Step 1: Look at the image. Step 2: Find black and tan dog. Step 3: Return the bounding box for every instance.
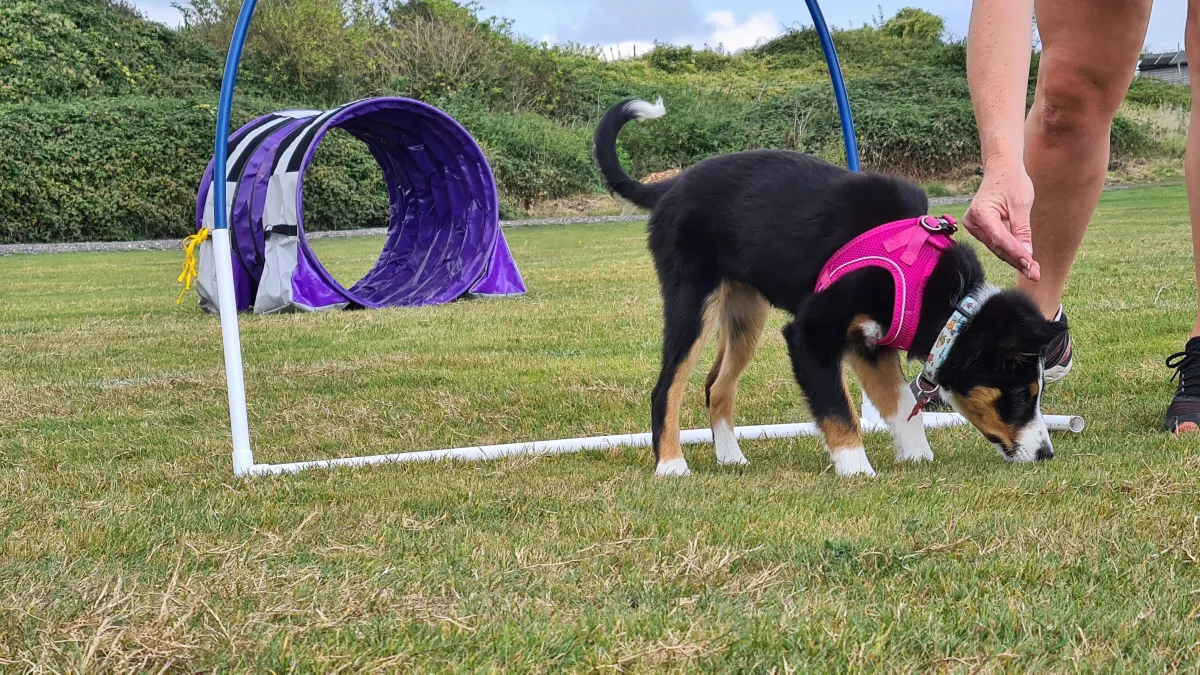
[594,98,1066,477]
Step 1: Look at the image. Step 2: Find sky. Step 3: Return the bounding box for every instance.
[132,0,1191,56]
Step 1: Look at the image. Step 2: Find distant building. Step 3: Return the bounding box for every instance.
[1138,51,1189,85]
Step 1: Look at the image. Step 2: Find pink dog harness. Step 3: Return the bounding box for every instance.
[814,214,958,351]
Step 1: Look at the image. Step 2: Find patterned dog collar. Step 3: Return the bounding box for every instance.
[908,285,999,419]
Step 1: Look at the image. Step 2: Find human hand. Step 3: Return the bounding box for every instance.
[963,159,1040,281]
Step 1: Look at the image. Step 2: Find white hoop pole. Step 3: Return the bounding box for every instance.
[244,414,1085,477]
[212,0,260,477]
[214,229,255,475]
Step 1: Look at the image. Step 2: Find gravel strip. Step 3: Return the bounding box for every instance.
[0,215,655,257]
[0,183,1175,257]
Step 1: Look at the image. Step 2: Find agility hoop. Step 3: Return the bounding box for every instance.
[209,1,1083,477]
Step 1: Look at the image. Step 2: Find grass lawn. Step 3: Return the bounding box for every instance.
[3,184,1200,670]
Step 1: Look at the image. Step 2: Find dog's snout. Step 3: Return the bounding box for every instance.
[1035,442,1053,462]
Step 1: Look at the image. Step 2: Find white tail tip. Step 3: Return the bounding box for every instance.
[627,97,666,121]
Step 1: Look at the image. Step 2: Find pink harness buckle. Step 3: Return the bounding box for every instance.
[815,215,957,351]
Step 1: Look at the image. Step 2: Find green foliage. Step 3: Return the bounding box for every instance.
[1110,114,1155,161]
[0,98,392,243]
[880,8,945,43]
[645,44,733,74]
[750,22,963,73]
[0,0,1187,243]
[1125,77,1192,109]
[302,129,390,231]
[0,97,222,243]
[448,99,598,208]
[180,0,378,104]
[617,90,754,174]
[0,0,221,103]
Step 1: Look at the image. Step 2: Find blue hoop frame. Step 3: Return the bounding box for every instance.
[210,0,860,233]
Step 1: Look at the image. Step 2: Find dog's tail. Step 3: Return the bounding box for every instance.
[593,98,671,210]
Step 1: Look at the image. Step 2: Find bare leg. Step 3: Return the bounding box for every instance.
[1018,0,1153,319]
[1187,1,1200,337]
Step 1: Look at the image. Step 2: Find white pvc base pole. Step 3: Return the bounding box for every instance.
[244,413,1085,477]
[212,228,255,476]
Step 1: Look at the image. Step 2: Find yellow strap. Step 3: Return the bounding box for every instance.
[176,228,210,304]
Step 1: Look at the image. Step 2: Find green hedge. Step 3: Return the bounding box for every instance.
[0,98,390,243]
[449,106,599,209]
[0,0,222,103]
[0,95,598,243]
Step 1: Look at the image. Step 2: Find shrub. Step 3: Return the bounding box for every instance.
[0,0,221,103]
[303,129,390,231]
[0,98,394,243]
[1110,114,1155,161]
[180,0,378,104]
[645,44,733,73]
[1125,77,1192,109]
[880,8,945,42]
[448,100,598,208]
[1,0,1186,243]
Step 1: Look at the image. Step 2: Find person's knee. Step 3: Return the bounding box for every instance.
[1034,58,1129,142]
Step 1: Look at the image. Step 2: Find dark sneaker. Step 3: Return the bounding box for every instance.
[1163,337,1200,433]
[1043,308,1074,384]
[908,307,1073,411]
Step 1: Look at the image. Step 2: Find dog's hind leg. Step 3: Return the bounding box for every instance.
[783,303,875,478]
[651,280,719,477]
[848,349,933,464]
[705,283,768,467]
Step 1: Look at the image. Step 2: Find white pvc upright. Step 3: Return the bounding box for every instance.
[861,395,885,427]
[212,228,255,476]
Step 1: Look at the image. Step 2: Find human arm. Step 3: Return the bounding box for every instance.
[965,0,1041,281]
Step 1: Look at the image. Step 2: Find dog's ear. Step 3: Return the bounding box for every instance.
[997,317,1066,363]
[967,291,1065,366]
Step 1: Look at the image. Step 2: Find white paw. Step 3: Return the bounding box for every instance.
[831,447,876,478]
[895,442,934,464]
[655,457,692,477]
[714,421,750,466]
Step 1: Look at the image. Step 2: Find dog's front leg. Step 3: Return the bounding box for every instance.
[783,318,875,477]
[848,350,934,464]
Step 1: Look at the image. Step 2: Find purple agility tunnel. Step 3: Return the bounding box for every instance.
[192,98,525,313]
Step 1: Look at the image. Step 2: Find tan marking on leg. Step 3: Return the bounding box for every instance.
[818,368,864,452]
[852,350,932,463]
[705,285,768,466]
[957,386,1017,447]
[707,285,769,429]
[819,417,862,452]
[657,288,723,465]
[704,333,726,408]
[847,351,904,420]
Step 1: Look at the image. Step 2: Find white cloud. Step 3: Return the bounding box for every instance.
[591,10,782,58]
[706,11,780,52]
